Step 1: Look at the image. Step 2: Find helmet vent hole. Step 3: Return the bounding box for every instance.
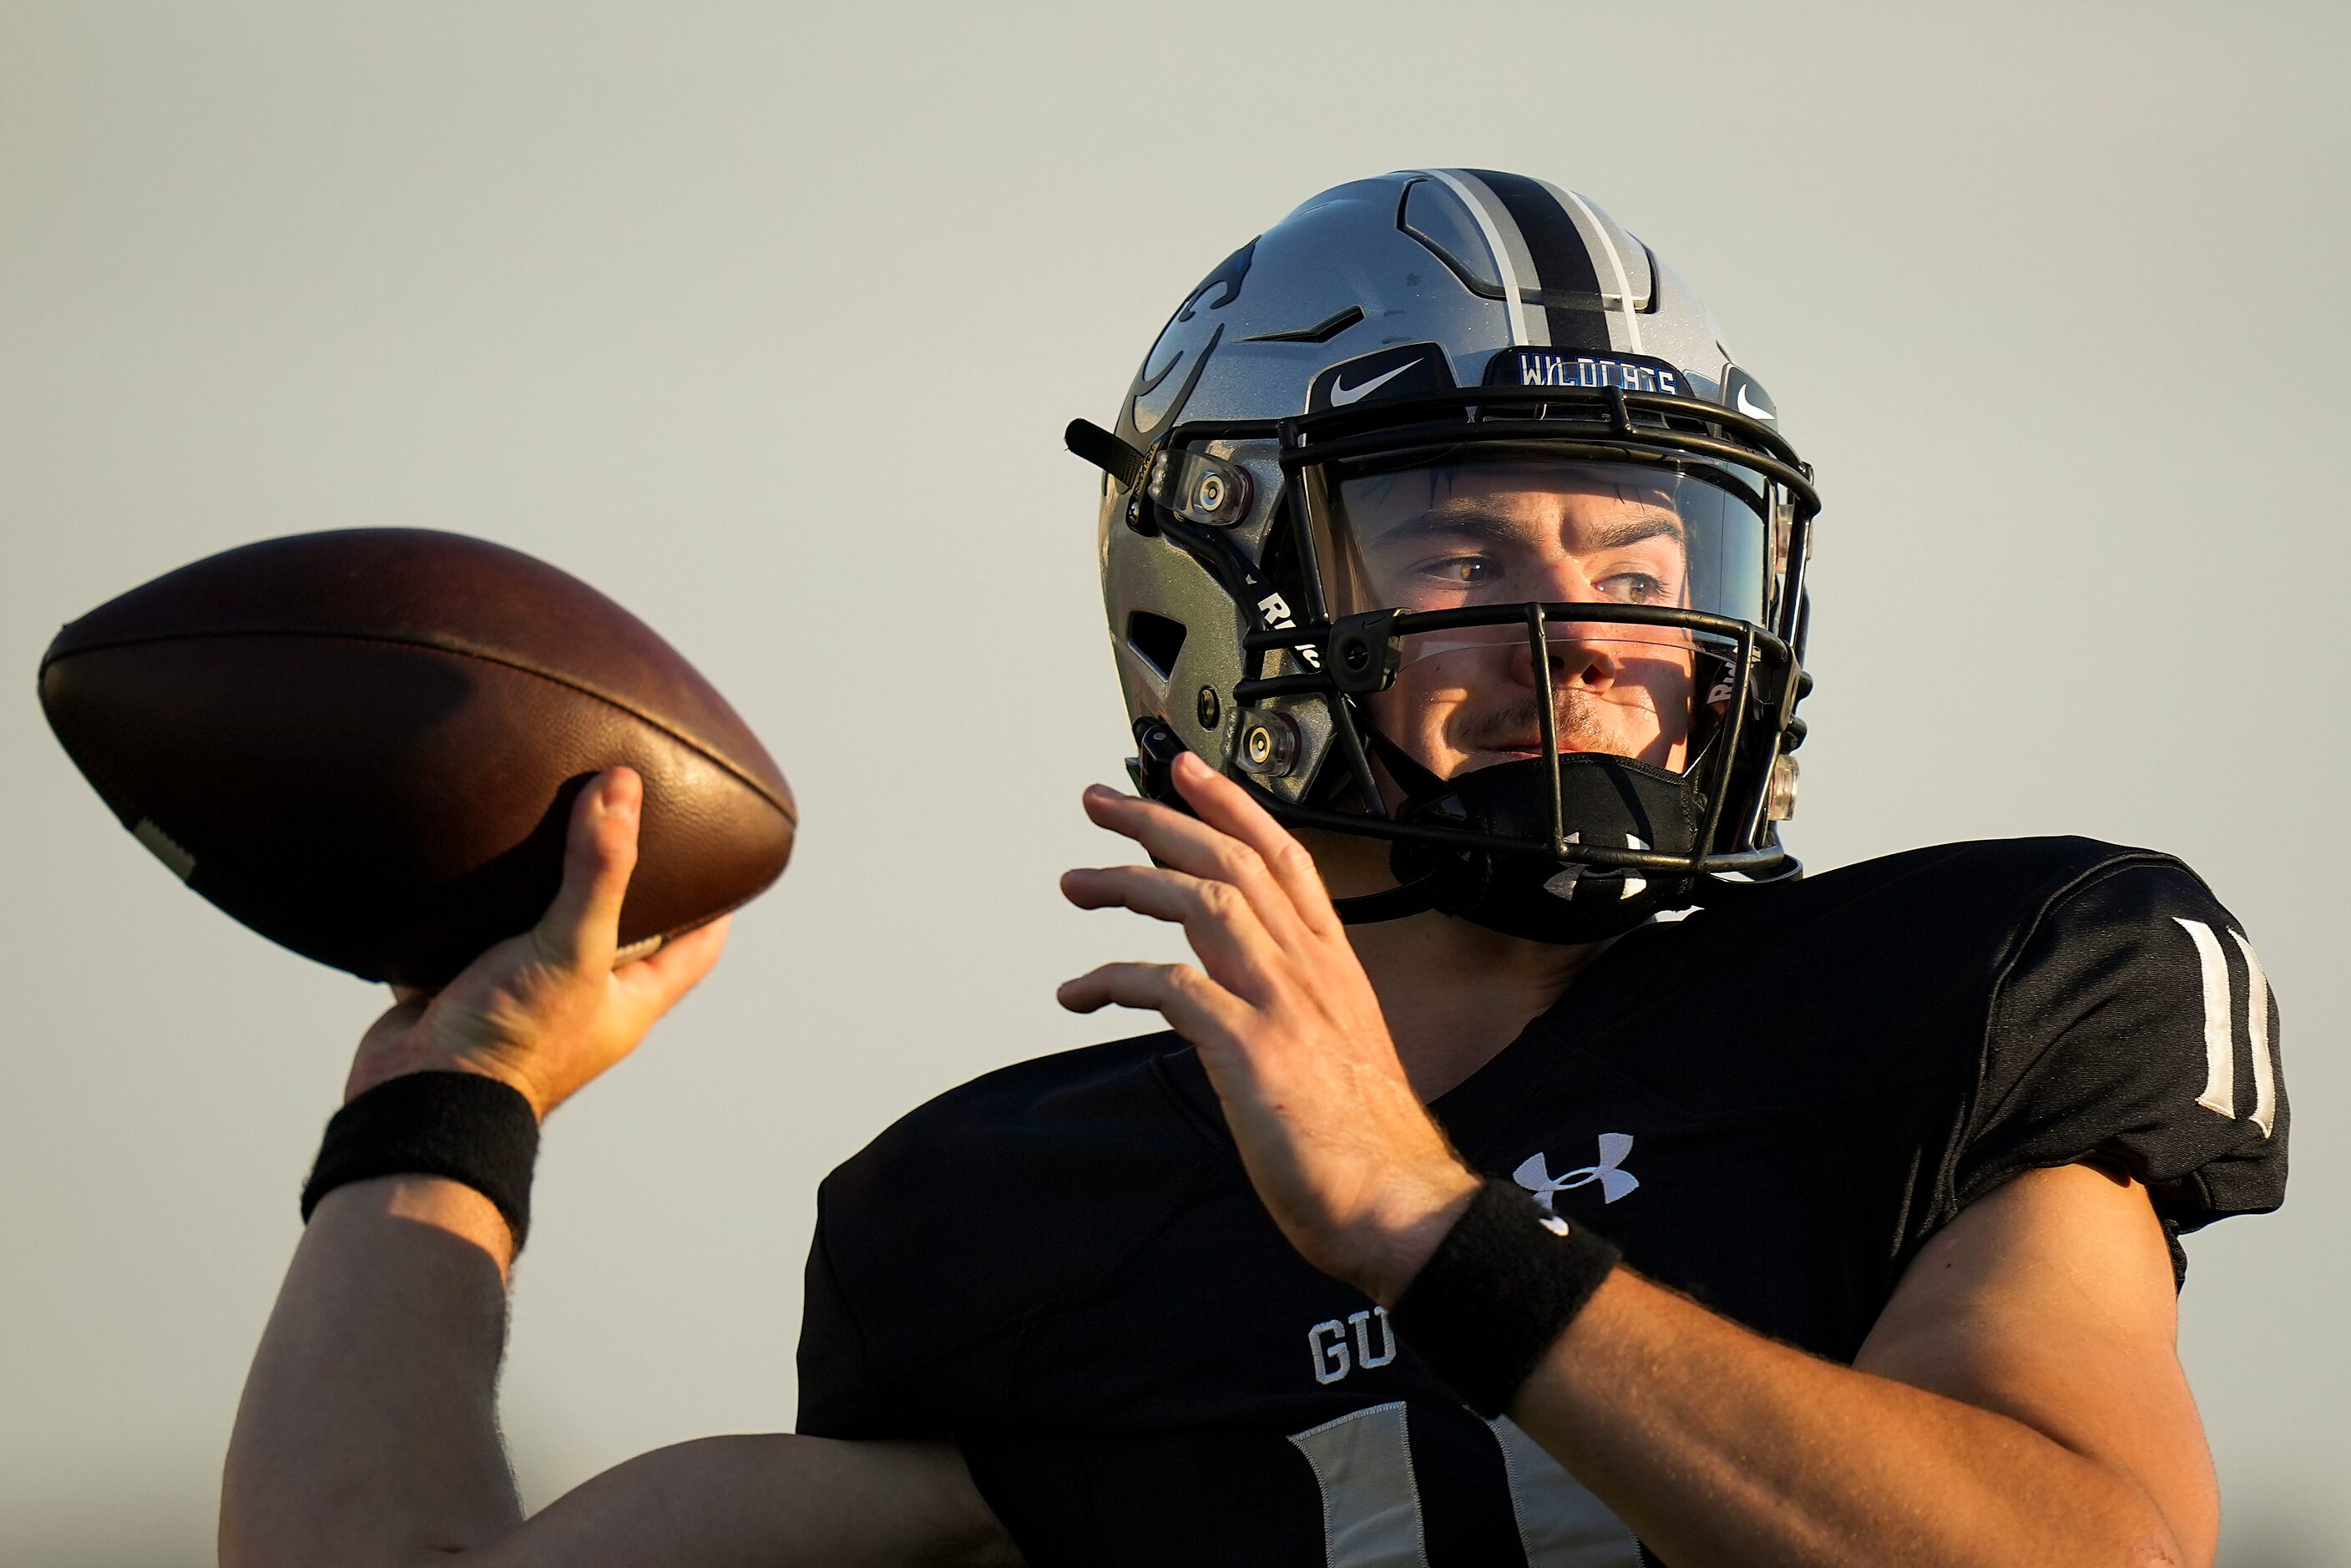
[1399,178,1505,299]
[1125,611,1188,680]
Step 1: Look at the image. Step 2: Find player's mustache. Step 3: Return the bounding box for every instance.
[1459,690,1617,753]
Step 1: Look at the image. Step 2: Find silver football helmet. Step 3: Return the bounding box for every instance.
[1069,170,1818,942]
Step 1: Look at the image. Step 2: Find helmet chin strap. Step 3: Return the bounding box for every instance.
[1328,875,1452,925]
[1327,726,1449,925]
[1324,722,1709,943]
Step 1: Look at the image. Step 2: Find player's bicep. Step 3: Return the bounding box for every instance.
[469,1434,1020,1568]
[1855,1162,2217,1566]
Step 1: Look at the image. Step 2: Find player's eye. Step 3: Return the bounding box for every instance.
[1596,572,1668,604]
[1423,555,1494,586]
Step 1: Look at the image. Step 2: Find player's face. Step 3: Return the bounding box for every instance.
[1327,462,1703,782]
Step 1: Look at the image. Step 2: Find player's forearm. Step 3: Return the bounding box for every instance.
[461,1434,1025,1568]
[220,1176,523,1568]
[1509,1270,2188,1568]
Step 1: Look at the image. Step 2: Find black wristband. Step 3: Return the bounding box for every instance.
[300,1071,542,1251]
[1390,1180,1622,1418]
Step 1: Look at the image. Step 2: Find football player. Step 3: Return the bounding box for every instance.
[223,172,2288,1568]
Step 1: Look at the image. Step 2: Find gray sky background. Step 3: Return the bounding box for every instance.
[3,3,2344,1563]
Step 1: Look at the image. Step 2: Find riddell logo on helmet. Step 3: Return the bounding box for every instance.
[1256,593,1322,670]
[1491,346,1683,397]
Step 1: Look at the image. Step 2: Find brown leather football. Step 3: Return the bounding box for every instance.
[38,529,795,987]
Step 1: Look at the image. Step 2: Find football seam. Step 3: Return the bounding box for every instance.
[42,627,797,826]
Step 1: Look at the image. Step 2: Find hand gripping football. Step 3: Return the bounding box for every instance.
[38,529,796,988]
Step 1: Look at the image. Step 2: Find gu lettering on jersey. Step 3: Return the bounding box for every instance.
[1307,1306,1398,1386]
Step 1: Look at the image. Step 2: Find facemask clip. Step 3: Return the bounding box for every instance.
[1327,609,1404,695]
[1145,448,1252,528]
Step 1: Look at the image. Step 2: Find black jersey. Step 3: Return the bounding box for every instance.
[796,839,2288,1568]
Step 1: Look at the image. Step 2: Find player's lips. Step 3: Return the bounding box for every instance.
[1476,739,1597,760]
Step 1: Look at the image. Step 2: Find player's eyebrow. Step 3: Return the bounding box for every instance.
[1579,510,1686,550]
[1364,502,1686,551]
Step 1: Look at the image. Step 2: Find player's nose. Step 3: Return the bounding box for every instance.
[1508,556,1623,690]
[1509,624,1620,693]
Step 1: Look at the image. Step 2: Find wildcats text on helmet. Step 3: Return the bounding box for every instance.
[1491,346,1684,397]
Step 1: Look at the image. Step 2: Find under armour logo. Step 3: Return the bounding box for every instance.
[1542,835,1650,903]
[1514,1135,1640,1232]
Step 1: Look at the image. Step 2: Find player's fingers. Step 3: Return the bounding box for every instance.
[1055,961,1249,1040]
[1060,865,1281,995]
[614,913,731,1019]
[535,768,642,973]
[1169,751,1342,938]
[1080,784,1312,946]
[1061,863,1266,933]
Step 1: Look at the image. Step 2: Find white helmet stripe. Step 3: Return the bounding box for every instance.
[1420,168,1534,347]
[1553,185,1645,355]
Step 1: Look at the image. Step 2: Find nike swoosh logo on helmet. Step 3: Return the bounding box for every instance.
[1735,384,1775,421]
[1330,360,1417,406]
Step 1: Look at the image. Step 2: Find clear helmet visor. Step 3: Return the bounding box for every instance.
[1317,457,1772,779]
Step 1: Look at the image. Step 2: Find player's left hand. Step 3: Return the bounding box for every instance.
[1059,750,1479,1304]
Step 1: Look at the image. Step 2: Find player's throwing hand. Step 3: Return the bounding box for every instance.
[344,767,731,1120]
[1059,750,1479,1304]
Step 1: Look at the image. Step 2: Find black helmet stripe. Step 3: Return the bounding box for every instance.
[1460,168,1611,352]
